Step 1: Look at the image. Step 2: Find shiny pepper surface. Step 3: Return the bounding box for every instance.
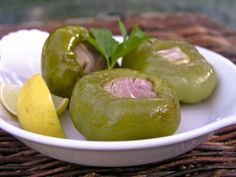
[41,25,105,98]
[69,69,180,141]
[122,39,217,103]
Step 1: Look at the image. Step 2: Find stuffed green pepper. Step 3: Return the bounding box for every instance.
[122,39,217,103]
[69,69,180,141]
[41,25,106,98]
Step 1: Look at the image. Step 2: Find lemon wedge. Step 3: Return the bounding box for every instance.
[0,83,19,116]
[51,94,69,116]
[0,82,68,117]
[16,74,64,138]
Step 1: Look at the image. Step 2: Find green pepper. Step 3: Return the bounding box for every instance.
[69,68,180,141]
[41,25,106,98]
[122,39,217,104]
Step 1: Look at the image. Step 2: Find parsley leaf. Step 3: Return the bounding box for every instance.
[110,26,149,68]
[118,19,127,41]
[88,28,119,68]
[87,20,150,69]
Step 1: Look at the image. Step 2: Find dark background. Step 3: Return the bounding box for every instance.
[0,0,235,29]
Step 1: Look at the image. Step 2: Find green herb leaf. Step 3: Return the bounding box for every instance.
[110,26,150,68]
[88,28,119,69]
[118,19,127,41]
[89,28,118,60]
[86,21,150,70]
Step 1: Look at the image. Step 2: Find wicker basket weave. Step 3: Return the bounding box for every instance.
[0,13,236,177]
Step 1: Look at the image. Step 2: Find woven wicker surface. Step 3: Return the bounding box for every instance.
[0,13,236,177]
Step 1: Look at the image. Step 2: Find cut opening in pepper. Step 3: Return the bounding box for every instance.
[103,77,157,99]
[156,47,190,65]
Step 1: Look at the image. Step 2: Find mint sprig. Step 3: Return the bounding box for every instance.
[87,20,150,69]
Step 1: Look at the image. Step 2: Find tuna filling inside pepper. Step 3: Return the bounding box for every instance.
[156,47,190,65]
[104,77,157,98]
[75,43,106,74]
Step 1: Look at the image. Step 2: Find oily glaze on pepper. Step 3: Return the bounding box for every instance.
[41,25,105,98]
[69,69,180,141]
[122,39,217,103]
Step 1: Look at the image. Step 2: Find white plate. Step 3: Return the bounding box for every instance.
[0,30,236,167]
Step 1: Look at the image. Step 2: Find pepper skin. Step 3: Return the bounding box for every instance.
[122,39,217,104]
[69,69,180,141]
[41,25,105,98]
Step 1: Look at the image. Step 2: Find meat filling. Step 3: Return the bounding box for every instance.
[156,47,190,64]
[104,77,157,98]
[75,43,105,74]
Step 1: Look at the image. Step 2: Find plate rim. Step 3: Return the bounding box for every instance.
[0,113,235,151]
[0,32,236,151]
